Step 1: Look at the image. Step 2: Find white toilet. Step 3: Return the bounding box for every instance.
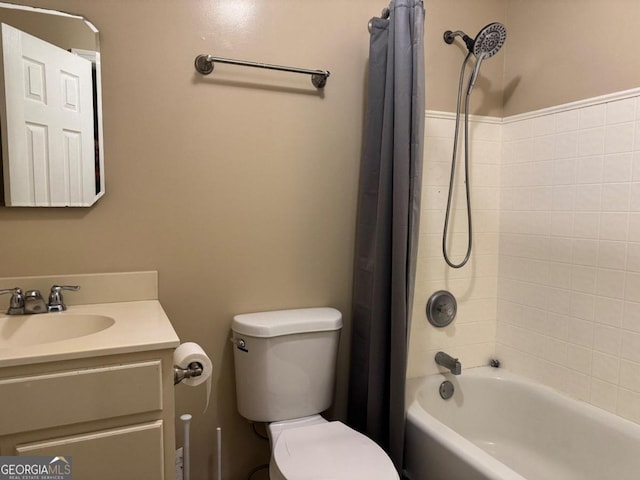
[231,307,399,480]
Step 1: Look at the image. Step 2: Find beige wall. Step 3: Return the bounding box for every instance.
[0,0,369,477]
[503,0,640,116]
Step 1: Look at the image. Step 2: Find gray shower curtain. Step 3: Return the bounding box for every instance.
[347,0,425,473]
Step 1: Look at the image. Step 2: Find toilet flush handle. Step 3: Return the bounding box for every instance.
[230,337,248,352]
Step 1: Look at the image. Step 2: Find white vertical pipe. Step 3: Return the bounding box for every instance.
[180,414,192,480]
[216,427,222,480]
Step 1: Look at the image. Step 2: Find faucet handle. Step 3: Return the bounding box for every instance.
[0,287,25,315]
[48,285,80,312]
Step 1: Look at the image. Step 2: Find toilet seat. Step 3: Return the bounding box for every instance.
[272,421,399,479]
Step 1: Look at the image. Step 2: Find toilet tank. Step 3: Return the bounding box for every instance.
[231,308,343,422]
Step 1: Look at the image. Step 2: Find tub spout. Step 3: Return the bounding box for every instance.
[435,351,461,375]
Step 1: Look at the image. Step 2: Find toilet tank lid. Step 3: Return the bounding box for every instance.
[232,307,342,338]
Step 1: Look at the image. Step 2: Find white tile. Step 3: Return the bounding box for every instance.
[531,186,553,211]
[593,324,622,356]
[567,343,592,373]
[576,155,603,184]
[607,98,637,125]
[633,152,640,181]
[577,127,605,156]
[601,183,630,212]
[625,272,640,303]
[630,183,640,211]
[594,296,624,327]
[605,122,635,154]
[532,135,555,161]
[618,387,640,423]
[546,287,572,316]
[580,104,606,129]
[555,109,580,133]
[572,239,598,266]
[548,263,573,289]
[628,213,640,241]
[564,370,591,401]
[503,119,532,141]
[622,302,640,333]
[469,121,502,141]
[423,161,450,186]
[552,158,576,185]
[530,160,553,186]
[549,237,573,262]
[573,212,599,239]
[574,184,601,211]
[571,265,597,293]
[621,331,640,363]
[473,140,502,165]
[627,242,640,272]
[554,131,578,159]
[619,360,640,393]
[570,293,595,322]
[600,212,629,241]
[425,116,456,138]
[592,351,620,383]
[552,185,576,211]
[597,241,627,270]
[426,137,456,163]
[596,269,626,299]
[603,153,633,183]
[551,212,573,236]
[590,378,618,413]
[533,114,556,137]
[547,312,570,340]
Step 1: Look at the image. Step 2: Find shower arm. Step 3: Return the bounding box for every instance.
[443,30,475,52]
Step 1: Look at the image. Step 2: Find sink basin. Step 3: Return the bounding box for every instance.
[0,314,115,348]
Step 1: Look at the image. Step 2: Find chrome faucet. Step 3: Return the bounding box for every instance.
[0,288,25,315]
[0,285,80,314]
[24,290,47,314]
[435,351,462,375]
[47,285,80,312]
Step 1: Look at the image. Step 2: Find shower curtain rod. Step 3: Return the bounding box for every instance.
[194,54,330,88]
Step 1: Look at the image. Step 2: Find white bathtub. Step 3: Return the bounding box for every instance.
[404,366,640,480]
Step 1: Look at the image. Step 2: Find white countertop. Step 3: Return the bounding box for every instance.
[0,300,180,368]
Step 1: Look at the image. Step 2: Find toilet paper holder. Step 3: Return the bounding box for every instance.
[174,362,203,385]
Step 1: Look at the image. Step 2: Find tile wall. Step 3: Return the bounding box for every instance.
[497,89,640,423]
[410,89,640,425]
[407,113,502,378]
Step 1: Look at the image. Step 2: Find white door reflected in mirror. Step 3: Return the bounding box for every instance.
[0,3,104,207]
[1,23,96,206]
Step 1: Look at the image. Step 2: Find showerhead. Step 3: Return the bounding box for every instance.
[443,22,506,58]
[472,22,507,58]
[444,22,507,94]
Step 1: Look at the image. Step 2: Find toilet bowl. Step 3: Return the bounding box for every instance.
[231,308,398,479]
[267,415,399,480]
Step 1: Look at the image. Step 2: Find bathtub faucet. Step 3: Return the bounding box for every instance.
[435,351,461,375]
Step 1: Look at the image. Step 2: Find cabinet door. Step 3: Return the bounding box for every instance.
[0,360,162,435]
[16,421,164,480]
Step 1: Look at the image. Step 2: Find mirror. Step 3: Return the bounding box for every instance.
[0,2,104,207]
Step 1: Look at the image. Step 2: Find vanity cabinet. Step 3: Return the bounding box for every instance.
[0,349,176,480]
